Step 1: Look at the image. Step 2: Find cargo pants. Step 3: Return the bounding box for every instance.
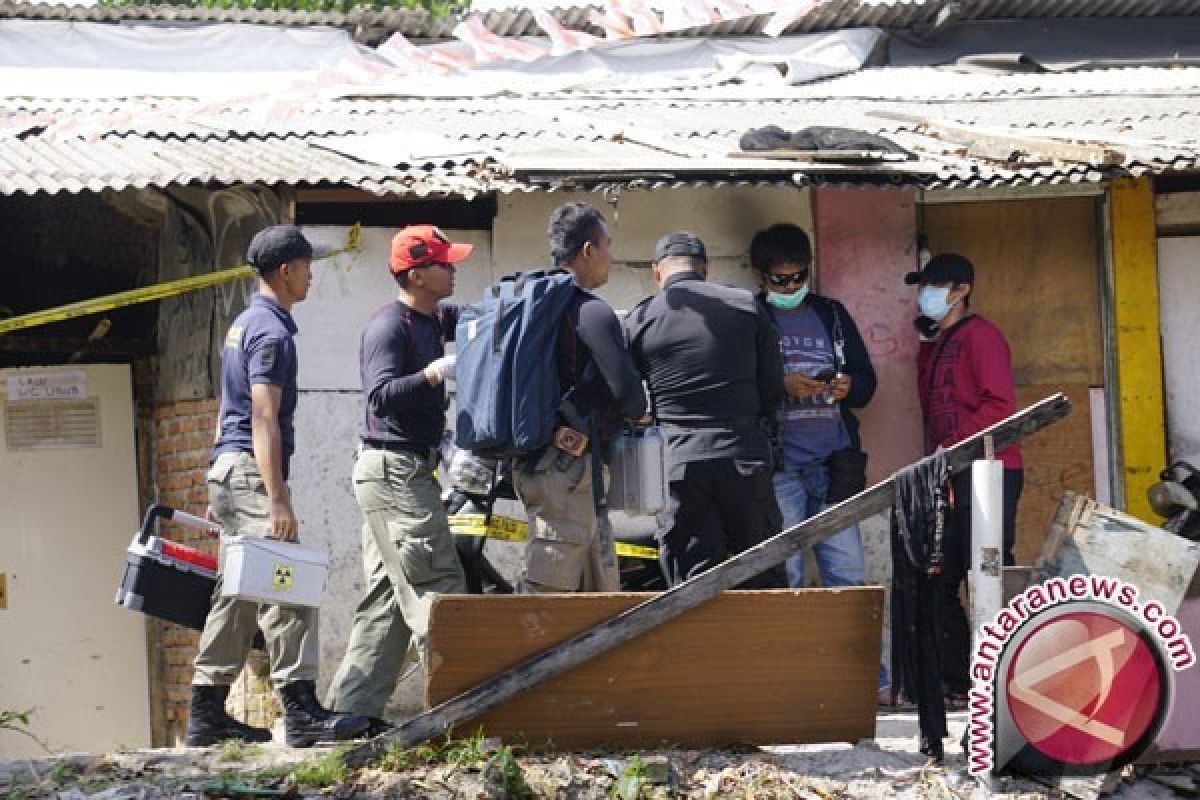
[326,448,467,719]
[192,451,318,688]
[514,447,620,593]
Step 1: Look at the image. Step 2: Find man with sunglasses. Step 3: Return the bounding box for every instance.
[749,223,890,702]
[326,225,471,730]
[624,232,786,588]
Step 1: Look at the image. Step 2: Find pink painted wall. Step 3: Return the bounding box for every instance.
[1154,596,1200,753]
[814,187,924,483]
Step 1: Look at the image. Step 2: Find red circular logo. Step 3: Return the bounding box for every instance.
[1005,610,1165,766]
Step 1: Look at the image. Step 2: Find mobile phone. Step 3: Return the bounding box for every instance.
[812,367,837,384]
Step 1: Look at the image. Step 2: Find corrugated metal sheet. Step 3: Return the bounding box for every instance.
[6,0,1200,41]
[0,1,602,41]
[5,64,1200,196]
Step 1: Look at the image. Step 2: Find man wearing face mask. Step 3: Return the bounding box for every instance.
[749,223,889,703]
[907,252,1022,710]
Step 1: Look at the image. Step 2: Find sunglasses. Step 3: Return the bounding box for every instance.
[766,269,809,288]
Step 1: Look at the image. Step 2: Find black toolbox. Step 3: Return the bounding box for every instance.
[115,504,220,632]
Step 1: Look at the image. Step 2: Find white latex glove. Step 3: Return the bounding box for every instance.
[425,354,456,385]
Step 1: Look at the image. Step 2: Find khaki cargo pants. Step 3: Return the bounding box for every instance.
[192,451,318,688]
[326,448,467,719]
[514,448,620,593]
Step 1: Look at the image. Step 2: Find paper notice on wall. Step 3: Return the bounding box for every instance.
[7,370,87,401]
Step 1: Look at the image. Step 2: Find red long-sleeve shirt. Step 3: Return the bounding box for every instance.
[917,315,1022,470]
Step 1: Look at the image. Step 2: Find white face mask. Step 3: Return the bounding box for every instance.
[918,285,956,321]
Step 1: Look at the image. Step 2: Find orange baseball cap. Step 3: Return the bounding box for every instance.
[389,225,474,273]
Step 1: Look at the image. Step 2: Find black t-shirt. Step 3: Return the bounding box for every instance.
[359,300,458,451]
[212,293,299,476]
[554,286,647,437]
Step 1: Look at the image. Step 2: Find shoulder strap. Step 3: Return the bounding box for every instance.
[925,314,975,396]
[822,297,846,371]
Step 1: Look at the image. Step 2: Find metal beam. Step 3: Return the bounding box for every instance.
[1109,177,1168,522]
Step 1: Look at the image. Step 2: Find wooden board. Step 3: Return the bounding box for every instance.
[1014,384,1095,567]
[425,589,883,751]
[922,196,1104,387]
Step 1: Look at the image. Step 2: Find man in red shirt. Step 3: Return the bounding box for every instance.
[908,252,1024,708]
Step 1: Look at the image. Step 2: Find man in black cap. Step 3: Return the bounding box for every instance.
[906,252,1022,709]
[187,224,369,748]
[624,232,786,587]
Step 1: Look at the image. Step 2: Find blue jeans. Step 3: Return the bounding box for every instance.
[774,466,866,589]
[774,464,889,689]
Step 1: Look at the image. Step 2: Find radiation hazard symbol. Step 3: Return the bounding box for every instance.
[272,563,295,592]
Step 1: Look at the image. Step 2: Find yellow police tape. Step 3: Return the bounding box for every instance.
[0,265,255,335]
[448,513,659,560]
[0,225,361,336]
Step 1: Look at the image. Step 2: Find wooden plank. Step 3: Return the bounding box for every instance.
[871,112,1124,166]
[425,590,882,750]
[1110,176,1168,522]
[1014,384,1095,567]
[343,395,1071,765]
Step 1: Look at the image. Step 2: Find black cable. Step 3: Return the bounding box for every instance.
[890,450,950,761]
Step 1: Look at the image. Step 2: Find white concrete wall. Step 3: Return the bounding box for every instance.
[492,186,815,305]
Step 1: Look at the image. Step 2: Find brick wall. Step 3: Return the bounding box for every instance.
[151,397,278,744]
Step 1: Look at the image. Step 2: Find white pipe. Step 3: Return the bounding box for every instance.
[970,456,1005,643]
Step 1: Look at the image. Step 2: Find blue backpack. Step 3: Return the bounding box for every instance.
[454,270,580,458]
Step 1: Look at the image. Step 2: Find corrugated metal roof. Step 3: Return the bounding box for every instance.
[6,0,1200,43]
[6,63,1200,196]
[0,1,603,42]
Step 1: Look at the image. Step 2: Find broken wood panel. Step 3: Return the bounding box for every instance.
[426,589,882,750]
[922,197,1104,387]
[1041,493,1200,612]
[1014,384,1095,567]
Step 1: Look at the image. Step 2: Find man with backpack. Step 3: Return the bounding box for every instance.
[623,232,786,588]
[325,225,470,728]
[464,202,645,594]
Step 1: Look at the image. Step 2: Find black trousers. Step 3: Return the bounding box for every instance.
[942,467,1024,692]
[658,458,787,589]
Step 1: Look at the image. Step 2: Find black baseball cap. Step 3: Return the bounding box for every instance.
[904,252,975,286]
[653,231,707,263]
[247,225,333,274]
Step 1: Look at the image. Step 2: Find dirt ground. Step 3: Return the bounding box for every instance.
[1,711,1196,799]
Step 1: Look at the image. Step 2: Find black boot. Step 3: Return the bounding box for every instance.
[185,685,273,747]
[278,681,370,748]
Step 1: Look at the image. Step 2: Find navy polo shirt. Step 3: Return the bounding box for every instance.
[212,293,300,476]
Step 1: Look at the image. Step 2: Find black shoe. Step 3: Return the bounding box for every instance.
[184,684,273,747]
[278,680,370,748]
[364,717,394,738]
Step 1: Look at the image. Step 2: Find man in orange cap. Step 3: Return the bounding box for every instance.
[326,225,472,730]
